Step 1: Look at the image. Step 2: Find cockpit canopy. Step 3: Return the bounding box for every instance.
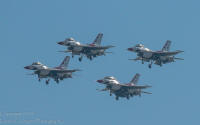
[32,62,42,65]
[65,37,75,41]
[135,44,144,48]
[104,76,116,80]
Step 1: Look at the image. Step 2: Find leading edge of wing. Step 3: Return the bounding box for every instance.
[121,84,152,89]
[47,68,80,73]
[145,50,184,56]
[79,44,115,49]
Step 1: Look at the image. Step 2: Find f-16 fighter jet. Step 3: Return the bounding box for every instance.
[96,73,151,100]
[127,40,184,68]
[57,33,114,61]
[24,56,79,84]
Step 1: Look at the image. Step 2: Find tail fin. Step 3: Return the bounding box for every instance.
[162,40,171,51]
[92,33,103,45]
[59,56,70,69]
[130,73,140,84]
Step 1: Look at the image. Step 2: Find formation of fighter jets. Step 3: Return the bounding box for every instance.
[24,33,184,100]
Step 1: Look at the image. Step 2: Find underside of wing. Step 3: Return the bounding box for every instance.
[121,84,151,89]
[153,50,183,56]
[82,45,111,50]
[48,69,75,73]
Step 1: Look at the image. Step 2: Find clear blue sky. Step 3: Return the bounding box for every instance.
[0,0,199,125]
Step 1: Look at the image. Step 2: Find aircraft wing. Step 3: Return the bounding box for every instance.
[47,68,79,73]
[78,45,114,50]
[120,84,151,89]
[152,50,184,56]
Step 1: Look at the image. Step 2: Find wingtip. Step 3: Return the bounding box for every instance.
[75,69,82,71]
[109,45,115,48]
[146,85,152,88]
[128,59,137,61]
[177,50,184,53]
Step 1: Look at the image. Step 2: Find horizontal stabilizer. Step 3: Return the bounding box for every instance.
[73,69,82,72]
[175,50,184,53]
[142,91,152,94]
[105,52,113,54]
[174,57,184,60]
[106,45,115,48]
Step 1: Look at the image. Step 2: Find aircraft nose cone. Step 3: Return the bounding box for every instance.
[127,48,134,51]
[24,66,29,69]
[57,41,64,45]
[96,80,103,83]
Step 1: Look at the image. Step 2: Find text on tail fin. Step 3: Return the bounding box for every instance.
[162,40,171,51]
[92,33,103,45]
[130,73,140,84]
[59,56,70,69]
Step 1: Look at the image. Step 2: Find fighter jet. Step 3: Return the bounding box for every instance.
[24,56,79,84]
[57,33,114,61]
[127,40,184,68]
[96,73,151,100]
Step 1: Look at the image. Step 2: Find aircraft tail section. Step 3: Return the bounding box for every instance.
[142,91,152,94]
[162,40,171,51]
[130,73,140,84]
[92,33,103,45]
[174,57,184,60]
[59,56,70,69]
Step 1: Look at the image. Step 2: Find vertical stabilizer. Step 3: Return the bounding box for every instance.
[92,33,103,45]
[130,73,140,84]
[162,40,171,51]
[59,56,70,69]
